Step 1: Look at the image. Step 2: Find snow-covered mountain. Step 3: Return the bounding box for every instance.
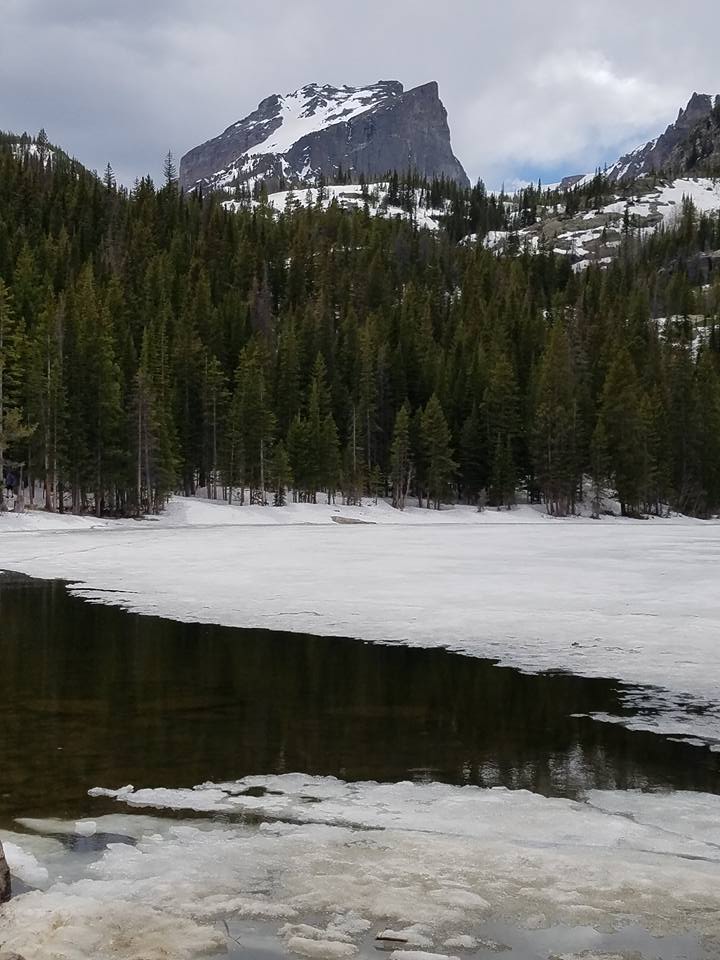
[179,80,469,193]
[560,93,720,189]
[603,92,720,184]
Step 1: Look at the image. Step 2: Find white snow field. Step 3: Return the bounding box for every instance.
[1,775,719,959]
[224,182,449,231]
[1,496,719,747]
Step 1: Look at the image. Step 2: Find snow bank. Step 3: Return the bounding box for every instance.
[1,497,719,746]
[2,776,719,959]
[0,510,109,533]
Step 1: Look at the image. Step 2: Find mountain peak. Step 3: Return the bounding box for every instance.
[603,91,719,184]
[180,80,469,192]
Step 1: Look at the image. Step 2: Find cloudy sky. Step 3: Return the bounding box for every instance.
[1,0,717,189]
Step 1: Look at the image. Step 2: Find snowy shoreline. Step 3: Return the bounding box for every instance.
[1,496,719,748]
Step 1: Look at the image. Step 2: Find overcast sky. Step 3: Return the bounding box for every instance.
[2,0,717,189]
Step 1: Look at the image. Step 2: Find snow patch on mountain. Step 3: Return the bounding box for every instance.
[224,183,448,231]
[180,80,469,193]
[245,84,400,158]
[478,177,720,268]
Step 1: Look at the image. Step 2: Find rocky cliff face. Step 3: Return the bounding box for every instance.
[180,81,469,192]
[605,93,720,183]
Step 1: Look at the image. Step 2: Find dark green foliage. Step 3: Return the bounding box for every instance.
[420,394,456,509]
[269,440,293,506]
[390,402,412,509]
[1,134,720,518]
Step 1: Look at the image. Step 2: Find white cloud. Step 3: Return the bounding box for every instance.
[460,48,686,185]
[0,0,717,189]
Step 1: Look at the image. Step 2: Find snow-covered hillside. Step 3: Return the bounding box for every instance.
[224,182,448,231]
[8,138,55,167]
[481,177,720,270]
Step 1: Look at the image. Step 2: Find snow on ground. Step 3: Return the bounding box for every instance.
[602,177,720,222]
[225,183,447,231]
[0,496,719,747]
[479,177,720,266]
[2,775,720,959]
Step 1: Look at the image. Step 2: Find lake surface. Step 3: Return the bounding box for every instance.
[1,571,717,829]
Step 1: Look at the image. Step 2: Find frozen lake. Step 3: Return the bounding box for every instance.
[0,572,719,959]
[1,496,719,747]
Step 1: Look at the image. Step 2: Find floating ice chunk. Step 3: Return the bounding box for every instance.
[74,820,97,837]
[281,923,353,944]
[2,842,50,887]
[286,937,358,958]
[442,936,479,949]
[388,952,459,960]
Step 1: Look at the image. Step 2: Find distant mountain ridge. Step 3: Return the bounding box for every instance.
[560,93,720,190]
[179,80,470,193]
[604,92,720,183]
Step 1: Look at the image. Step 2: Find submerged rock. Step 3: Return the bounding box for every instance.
[0,840,10,902]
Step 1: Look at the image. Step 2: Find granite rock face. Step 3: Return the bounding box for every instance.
[606,92,720,183]
[180,80,469,192]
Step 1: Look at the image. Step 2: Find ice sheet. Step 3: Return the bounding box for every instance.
[2,776,719,959]
[1,498,719,747]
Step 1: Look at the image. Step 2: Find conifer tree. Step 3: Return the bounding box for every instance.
[420,394,456,509]
[459,403,486,506]
[269,441,293,506]
[596,347,646,516]
[1,135,720,520]
[533,324,578,516]
[390,402,412,509]
[490,434,516,508]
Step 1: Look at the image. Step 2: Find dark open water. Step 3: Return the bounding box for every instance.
[1,572,717,829]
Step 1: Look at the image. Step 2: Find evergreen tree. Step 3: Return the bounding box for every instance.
[420,394,456,509]
[390,402,412,509]
[490,434,516,508]
[163,150,178,187]
[533,324,578,516]
[0,136,719,520]
[596,347,646,516]
[269,440,293,506]
[459,403,486,506]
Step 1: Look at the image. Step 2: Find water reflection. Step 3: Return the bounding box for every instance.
[0,573,717,825]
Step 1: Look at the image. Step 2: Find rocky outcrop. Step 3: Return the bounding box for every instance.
[180,80,469,192]
[0,840,10,903]
[606,92,720,183]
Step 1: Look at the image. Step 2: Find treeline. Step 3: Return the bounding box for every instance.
[1,138,720,518]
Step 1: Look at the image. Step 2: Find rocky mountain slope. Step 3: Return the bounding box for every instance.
[603,92,720,183]
[179,80,469,193]
[559,93,720,189]
[485,176,720,270]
